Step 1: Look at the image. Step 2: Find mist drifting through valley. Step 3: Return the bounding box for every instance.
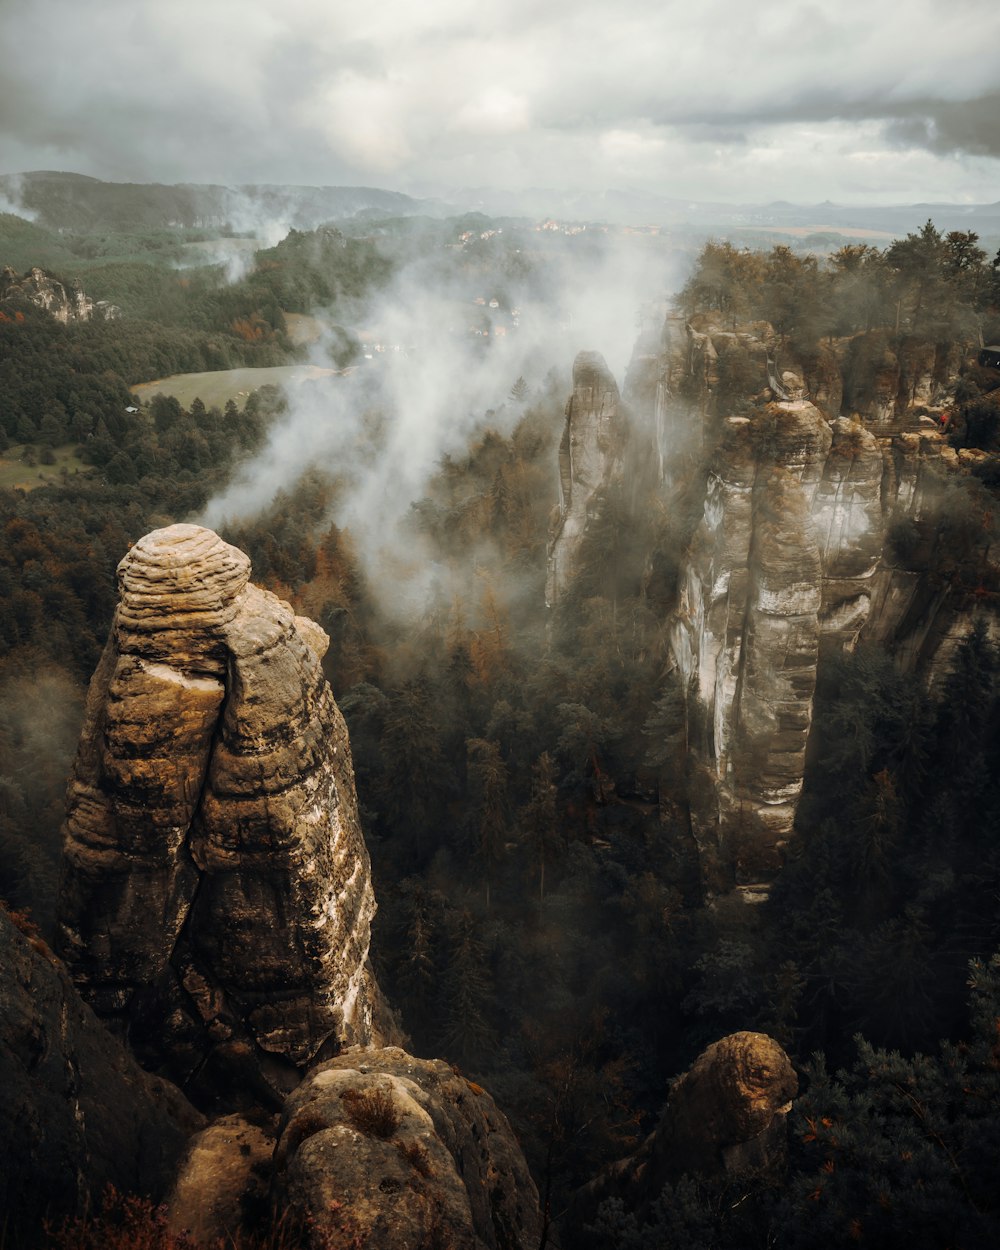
[200,228,682,615]
[2,0,1000,1239]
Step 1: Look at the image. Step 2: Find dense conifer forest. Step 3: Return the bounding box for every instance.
[2,209,1000,1247]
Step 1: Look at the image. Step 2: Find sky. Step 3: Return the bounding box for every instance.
[1,0,999,206]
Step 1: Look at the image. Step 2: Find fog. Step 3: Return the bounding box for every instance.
[201,229,683,611]
[0,175,37,223]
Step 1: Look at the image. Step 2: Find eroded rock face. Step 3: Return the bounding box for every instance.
[673,402,832,881]
[841,333,963,427]
[660,330,981,888]
[274,1047,542,1250]
[814,418,884,654]
[0,906,201,1242]
[0,264,119,322]
[58,524,379,1102]
[546,351,627,606]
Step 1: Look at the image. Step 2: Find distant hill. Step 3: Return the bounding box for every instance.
[2,170,998,253]
[450,184,1000,241]
[0,211,83,271]
[0,171,432,233]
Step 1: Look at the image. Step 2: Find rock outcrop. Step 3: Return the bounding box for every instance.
[842,333,963,427]
[274,1047,542,1250]
[643,314,994,890]
[814,417,885,655]
[0,264,119,322]
[643,1031,798,1186]
[567,1031,797,1241]
[0,905,201,1243]
[51,525,542,1247]
[546,351,627,606]
[672,399,835,882]
[58,524,380,1104]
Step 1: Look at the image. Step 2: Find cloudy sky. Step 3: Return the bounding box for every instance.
[1,0,999,205]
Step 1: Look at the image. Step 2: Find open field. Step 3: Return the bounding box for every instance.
[130,363,341,409]
[0,444,95,492]
[741,223,897,240]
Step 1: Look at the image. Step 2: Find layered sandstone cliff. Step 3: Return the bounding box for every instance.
[671,398,837,880]
[562,314,996,892]
[49,525,543,1247]
[58,524,379,1101]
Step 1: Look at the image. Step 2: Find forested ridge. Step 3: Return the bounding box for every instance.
[3,213,1000,1247]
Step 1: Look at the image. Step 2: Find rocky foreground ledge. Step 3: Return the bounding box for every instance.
[4,525,545,1247]
[2,523,801,1248]
[58,524,380,1102]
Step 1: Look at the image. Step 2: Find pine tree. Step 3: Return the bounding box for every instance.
[466,737,510,908]
[781,955,1000,1249]
[509,375,529,403]
[521,751,560,903]
[439,910,495,1063]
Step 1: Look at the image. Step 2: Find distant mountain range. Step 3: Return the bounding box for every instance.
[2,171,998,245]
[0,171,430,233]
[452,185,1000,239]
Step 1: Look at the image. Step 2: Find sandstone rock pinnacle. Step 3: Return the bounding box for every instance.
[546,351,626,607]
[58,524,379,1103]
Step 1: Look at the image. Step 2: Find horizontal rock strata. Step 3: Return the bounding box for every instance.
[58,524,378,1101]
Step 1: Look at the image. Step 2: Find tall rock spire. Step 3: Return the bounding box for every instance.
[58,524,379,1100]
[546,351,627,607]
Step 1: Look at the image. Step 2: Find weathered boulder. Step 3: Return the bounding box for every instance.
[566,1031,797,1241]
[646,1031,798,1187]
[0,905,201,1243]
[58,524,381,1104]
[274,1047,542,1250]
[546,351,627,606]
[167,1114,274,1244]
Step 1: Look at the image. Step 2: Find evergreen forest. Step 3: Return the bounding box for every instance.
[2,206,1000,1248]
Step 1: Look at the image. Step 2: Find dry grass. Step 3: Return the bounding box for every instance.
[340,1084,401,1139]
[0,444,93,493]
[396,1140,433,1178]
[42,1187,309,1250]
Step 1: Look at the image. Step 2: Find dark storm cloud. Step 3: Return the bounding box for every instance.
[654,89,1000,161]
[883,92,1000,158]
[0,0,998,203]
